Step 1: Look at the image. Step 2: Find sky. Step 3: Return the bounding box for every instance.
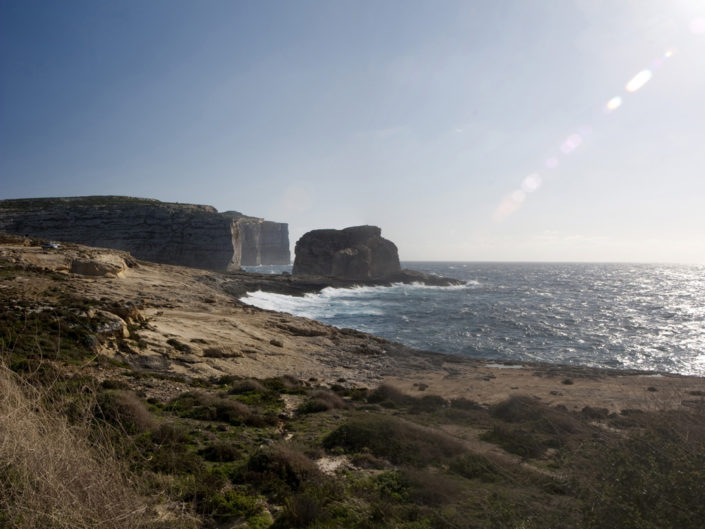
[2,0,705,263]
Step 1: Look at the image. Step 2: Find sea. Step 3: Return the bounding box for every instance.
[240,262,705,377]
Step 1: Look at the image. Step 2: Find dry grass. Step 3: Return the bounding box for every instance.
[0,363,150,529]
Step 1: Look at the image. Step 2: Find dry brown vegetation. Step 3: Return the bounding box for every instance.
[0,364,149,529]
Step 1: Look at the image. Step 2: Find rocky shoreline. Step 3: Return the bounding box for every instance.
[222,267,464,298]
[1,234,702,412]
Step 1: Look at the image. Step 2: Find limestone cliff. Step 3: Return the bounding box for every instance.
[293,225,401,280]
[0,197,290,271]
[221,212,290,266]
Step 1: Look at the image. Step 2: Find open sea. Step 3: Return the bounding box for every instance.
[240,262,705,377]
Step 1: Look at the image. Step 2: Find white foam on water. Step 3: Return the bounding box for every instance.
[240,281,476,320]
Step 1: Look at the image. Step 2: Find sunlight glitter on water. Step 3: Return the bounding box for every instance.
[241,263,705,377]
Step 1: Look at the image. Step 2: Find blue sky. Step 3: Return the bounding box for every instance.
[2,0,705,262]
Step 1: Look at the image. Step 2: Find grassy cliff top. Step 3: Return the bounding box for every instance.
[0,196,217,212]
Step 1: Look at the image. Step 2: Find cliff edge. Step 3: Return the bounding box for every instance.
[0,196,290,271]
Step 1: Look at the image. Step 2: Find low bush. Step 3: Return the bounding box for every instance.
[366,384,409,405]
[481,424,546,459]
[263,375,306,394]
[409,394,447,413]
[490,395,547,423]
[400,468,463,506]
[148,444,204,475]
[150,422,192,445]
[323,414,465,466]
[582,410,705,529]
[297,389,347,414]
[245,443,319,496]
[229,378,268,395]
[490,395,584,448]
[168,391,276,427]
[200,441,240,463]
[95,390,156,433]
[450,396,483,410]
[450,452,501,482]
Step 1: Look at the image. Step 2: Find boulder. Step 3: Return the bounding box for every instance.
[293,226,401,280]
[70,255,127,278]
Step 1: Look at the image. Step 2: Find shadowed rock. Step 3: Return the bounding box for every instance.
[293,225,401,280]
[0,196,290,271]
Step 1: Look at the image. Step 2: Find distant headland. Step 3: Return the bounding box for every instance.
[0,196,290,271]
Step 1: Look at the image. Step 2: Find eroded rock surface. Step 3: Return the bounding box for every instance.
[0,197,290,271]
[293,225,401,280]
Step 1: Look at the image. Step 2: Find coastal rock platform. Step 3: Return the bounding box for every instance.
[1,234,702,413]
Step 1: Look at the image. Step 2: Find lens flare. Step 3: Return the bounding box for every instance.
[493,196,520,221]
[493,45,675,221]
[560,133,582,154]
[625,70,653,93]
[521,174,542,193]
[545,157,559,169]
[605,96,622,112]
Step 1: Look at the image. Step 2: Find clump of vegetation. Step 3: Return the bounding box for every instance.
[323,413,465,466]
[581,411,705,529]
[296,389,347,414]
[450,452,502,482]
[245,443,320,498]
[168,390,277,427]
[95,389,156,433]
[0,365,150,529]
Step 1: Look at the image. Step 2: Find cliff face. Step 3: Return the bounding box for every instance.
[231,217,290,266]
[0,197,289,271]
[293,225,401,280]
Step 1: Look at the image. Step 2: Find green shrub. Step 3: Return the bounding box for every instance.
[150,422,192,445]
[297,389,347,414]
[409,394,447,413]
[400,468,462,506]
[263,375,306,394]
[481,425,546,459]
[297,399,331,414]
[450,453,501,482]
[200,441,240,463]
[367,384,409,405]
[149,445,204,475]
[582,416,705,529]
[95,390,155,433]
[489,395,584,448]
[168,391,275,426]
[450,397,483,410]
[207,488,267,524]
[323,414,465,466]
[229,379,268,395]
[246,443,319,496]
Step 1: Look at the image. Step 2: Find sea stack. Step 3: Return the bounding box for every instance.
[292,225,401,280]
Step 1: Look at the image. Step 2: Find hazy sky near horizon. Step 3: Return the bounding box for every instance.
[2,0,705,263]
